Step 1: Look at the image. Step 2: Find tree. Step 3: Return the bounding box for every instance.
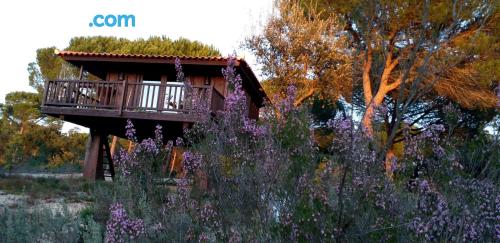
[0,115,15,166]
[28,47,65,93]
[329,0,499,174]
[65,36,220,56]
[2,91,42,134]
[245,1,352,105]
[312,0,499,135]
[247,0,499,174]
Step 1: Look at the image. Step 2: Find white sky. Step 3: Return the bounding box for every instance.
[0,0,273,132]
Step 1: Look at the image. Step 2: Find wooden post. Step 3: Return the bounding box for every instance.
[103,137,115,179]
[119,75,128,116]
[95,138,105,180]
[158,75,167,111]
[128,141,133,153]
[83,129,105,180]
[110,136,118,156]
[41,80,49,106]
[169,148,178,176]
[78,65,84,80]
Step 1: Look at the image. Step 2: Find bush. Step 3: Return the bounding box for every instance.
[0,206,102,242]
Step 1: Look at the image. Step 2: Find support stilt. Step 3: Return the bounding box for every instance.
[103,137,115,179]
[83,129,104,180]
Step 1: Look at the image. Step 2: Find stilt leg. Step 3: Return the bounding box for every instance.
[103,137,115,179]
[83,129,104,180]
[95,136,105,180]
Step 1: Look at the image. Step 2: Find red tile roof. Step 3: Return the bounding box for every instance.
[56,50,238,62]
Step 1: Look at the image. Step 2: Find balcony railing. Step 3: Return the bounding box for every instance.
[42,79,225,116]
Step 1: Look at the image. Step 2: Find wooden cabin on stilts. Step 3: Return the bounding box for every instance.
[41,51,267,181]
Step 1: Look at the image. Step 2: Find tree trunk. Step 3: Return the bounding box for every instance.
[361,46,374,136]
[362,91,385,137]
[362,104,375,136]
[361,48,400,137]
[385,148,397,178]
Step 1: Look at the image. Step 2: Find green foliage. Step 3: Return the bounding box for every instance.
[2,91,40,126]
[0,123,87,170]
[309,95,345,126]
[449,134,500,180]
[0,207,84,242]
[0,91,54,167]
[28,47,64,92]
[66,36,220,56]
[0,119,15,166]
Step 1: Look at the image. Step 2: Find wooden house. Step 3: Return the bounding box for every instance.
[41,51,267,180]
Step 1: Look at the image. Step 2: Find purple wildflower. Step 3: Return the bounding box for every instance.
[280,85,297,114]
[198,232,209,242]
[242,119,266,138]
[175,58,185,82]
[114,148,138,176]
[125,119,137,141]
[176,137,184,146]
[105,203,145,243]
[182,151,202,175]
[199,203,221,228]
[154,124,163,143]
[138,138,159,155]
[228,228,242,243]
[222,55,247,116]
[418,179,430,193]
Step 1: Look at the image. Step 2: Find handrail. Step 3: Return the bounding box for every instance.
[43,80,225,116]
[50,79,124,84]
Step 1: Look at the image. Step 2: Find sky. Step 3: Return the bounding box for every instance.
[0,0,273,131]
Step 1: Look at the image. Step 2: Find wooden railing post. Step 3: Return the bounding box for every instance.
[42,80,50,106]
[119,78,128,115]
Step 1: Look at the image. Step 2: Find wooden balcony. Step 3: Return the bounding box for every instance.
[42,79,224,121]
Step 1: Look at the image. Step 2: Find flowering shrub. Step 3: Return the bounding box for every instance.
[410,178,499,242]
[90,56,499,242]
[182,151,202,175]
[114,122,171,178]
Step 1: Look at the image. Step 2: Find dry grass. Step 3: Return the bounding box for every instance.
[0,175,93,203]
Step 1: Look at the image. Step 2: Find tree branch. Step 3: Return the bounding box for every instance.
[294,88,316,106]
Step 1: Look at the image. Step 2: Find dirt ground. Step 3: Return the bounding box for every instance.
[0,174,91,215]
